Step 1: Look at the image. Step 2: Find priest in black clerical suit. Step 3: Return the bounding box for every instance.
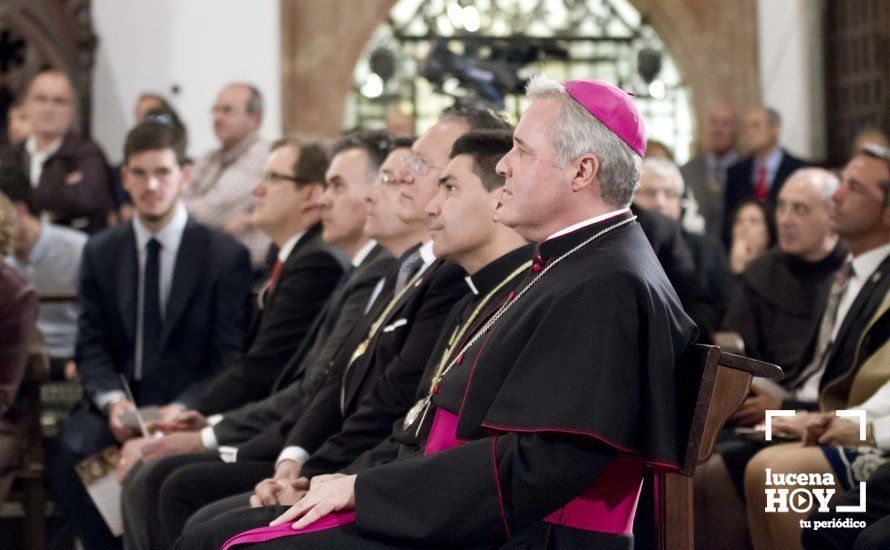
[176,80,696,550]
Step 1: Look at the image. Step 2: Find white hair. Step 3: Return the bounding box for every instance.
[788,167,839,208]
[526,74,642,207]
[641,157,685,193]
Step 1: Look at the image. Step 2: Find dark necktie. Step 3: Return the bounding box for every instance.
[395,250,424,293]
[793,260,854,388]
[142,238,163,378]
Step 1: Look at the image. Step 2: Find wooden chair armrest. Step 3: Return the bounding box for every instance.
[718,352,783,380]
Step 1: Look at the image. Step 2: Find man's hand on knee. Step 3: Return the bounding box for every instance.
[140,432,203,463]
[116,437,151,482]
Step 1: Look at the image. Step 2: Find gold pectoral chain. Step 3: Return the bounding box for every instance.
[410,215,637,436]
[402,261,531,431]
[348,269,425,366]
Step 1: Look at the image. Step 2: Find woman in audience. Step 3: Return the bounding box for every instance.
[0,192,38,502]
[729,200,776,275]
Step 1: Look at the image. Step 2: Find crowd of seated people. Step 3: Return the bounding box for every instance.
[0,66,887,550]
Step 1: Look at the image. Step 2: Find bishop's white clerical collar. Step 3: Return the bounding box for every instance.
[546,208,630,241]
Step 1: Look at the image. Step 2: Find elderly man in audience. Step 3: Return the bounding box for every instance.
[740,144,890,550]
[1,70,115,234]
[45,117,253,550]
[724,106,808,245]
[696,146,890,550]
[142,109,509,547]
[634,157,731,341]
[175,75,696,550]
[0,192,38,503]
[2,165,86,379]
[117,131,405,549]
[681,103,739,236]
[184,83,270,267]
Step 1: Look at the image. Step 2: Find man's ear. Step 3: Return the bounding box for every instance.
[180,163,192,191]
[301,183,325,212]
[571,153,599,192]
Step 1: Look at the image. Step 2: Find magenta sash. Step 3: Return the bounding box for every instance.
[426,408,643,535]
[221,407,641,548]
[220,512,356,550]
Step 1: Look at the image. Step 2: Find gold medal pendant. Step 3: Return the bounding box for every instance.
[403,396,430,429]
[349,339,369,366]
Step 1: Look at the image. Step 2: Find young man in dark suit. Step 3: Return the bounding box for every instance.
[117,131,404,550]
[45,119,254,549]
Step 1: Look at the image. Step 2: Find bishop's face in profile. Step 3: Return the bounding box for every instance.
[495,97,578,243]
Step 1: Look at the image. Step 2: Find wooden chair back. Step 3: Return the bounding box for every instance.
[655,344,783,550]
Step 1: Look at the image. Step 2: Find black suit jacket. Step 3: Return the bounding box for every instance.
[2,132,115,233]
[211,244,396,443]
[235,258,467,461]
[190,223,347,415]
[723,149,808,242]
[783,253,890,410]
[682,230,731,342]
[76,217,253,408]
[818,254,890,390]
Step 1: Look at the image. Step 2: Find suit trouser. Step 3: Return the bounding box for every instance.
[121,452,222,550]
[158,458,272,545]
[803,462,890,550]
[121,450,272,549]
[46,402,121,550]
[174,504,421,550]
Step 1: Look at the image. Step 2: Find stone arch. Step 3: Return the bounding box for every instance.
[281,0,760,150]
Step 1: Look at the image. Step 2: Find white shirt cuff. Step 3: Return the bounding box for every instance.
[200,426,220,450]
[276,446,310,468]
[207,414,224,426]
[873,416,890,450]
[95,390,127,413]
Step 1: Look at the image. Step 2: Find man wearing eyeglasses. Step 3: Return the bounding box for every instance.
[184,83,270,267]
